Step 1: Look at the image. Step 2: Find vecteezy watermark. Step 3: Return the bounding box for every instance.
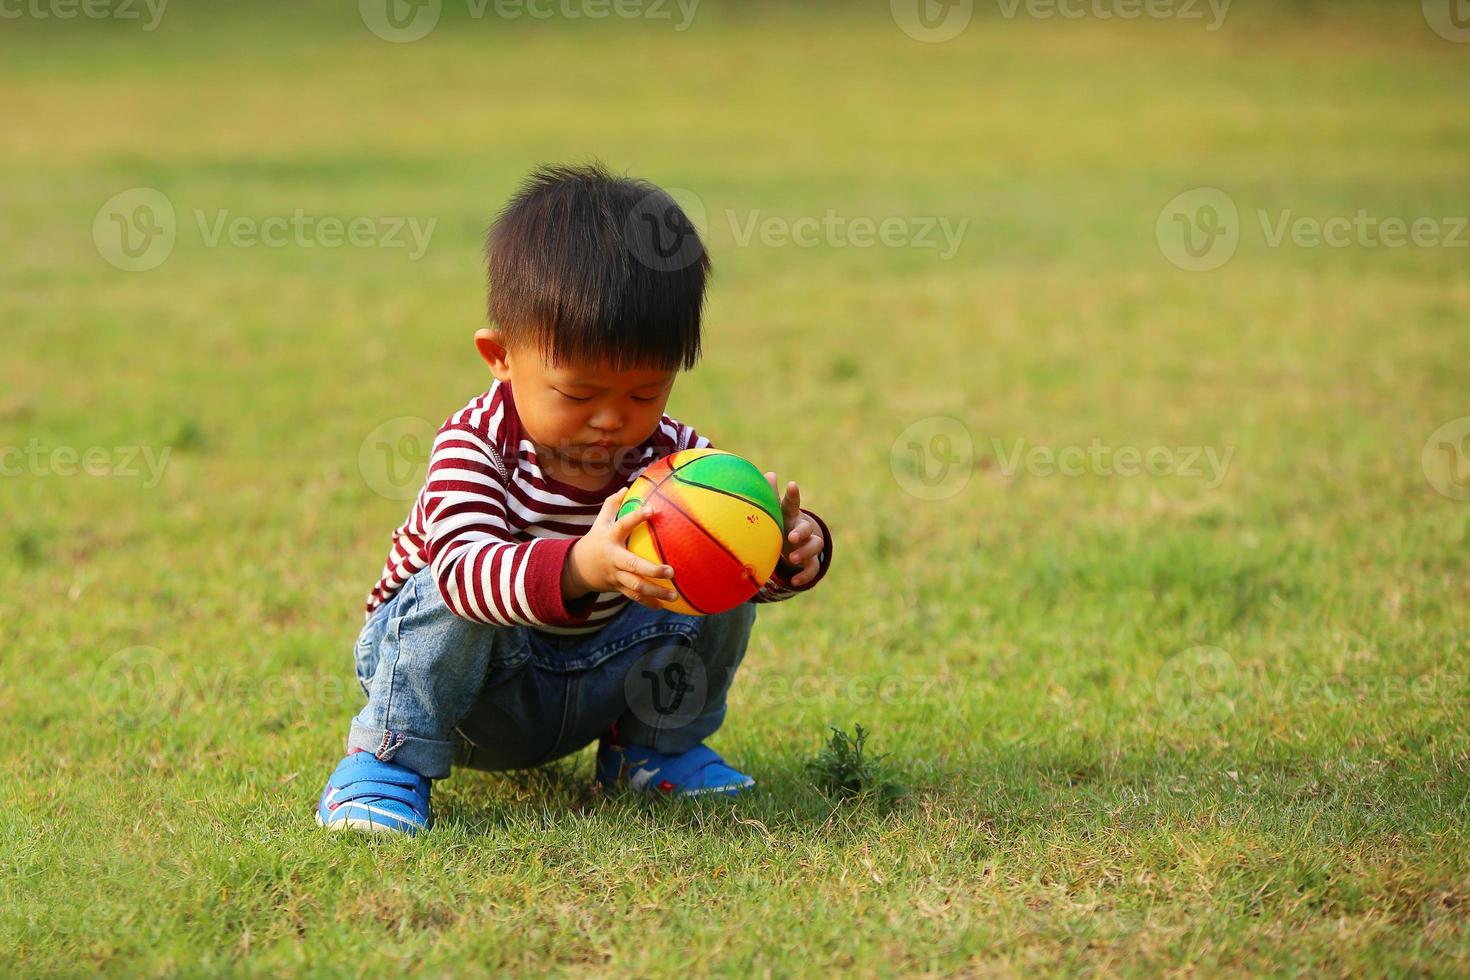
[193,209,435,260]
[1154,646,1239,727]
[890,0,1229,42]
[93,647,178,729]
[623,642,709,733]
[1422,0,1470,42]
[93,188,177,272]
[624,187,710,273]
[1,439,171,488]
[625,188,970,272]
[891,417,976,501]
[0,0,168,30]
[358,0,699,42]
[92,646,349,731]
[1153,643,1469,729]
[1256,211,1469,250]
[890,0,974,41]
[995,0,1229,29]
[1155,187,1240,272]
[1157,187,1469,272]
[356,421,700,500]
[890,418,1234,499]
[992,437,1234,489]
[734,672,943,709]
[359,416,437,501]
[1422,417,1470,501]
[727,210,969,261]
[93,188,437,272]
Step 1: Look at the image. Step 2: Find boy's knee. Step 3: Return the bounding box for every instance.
[706,600,756,636]
[691,601,756,669]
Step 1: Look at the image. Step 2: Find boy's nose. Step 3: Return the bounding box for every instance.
[590,409,624,433]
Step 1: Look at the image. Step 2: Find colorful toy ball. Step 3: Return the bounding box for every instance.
[617,448,784,615]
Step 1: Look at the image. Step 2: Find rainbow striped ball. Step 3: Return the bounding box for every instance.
[617,449,784,615]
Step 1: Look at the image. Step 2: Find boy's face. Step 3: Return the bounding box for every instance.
[475,329,677,466]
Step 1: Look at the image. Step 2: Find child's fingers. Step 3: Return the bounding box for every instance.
[595,487,629,527]
[608,501,653,541]
[765,472,803,524]
[782,480,802,517]
[793,550,823,584]
[788,535,824,566]
[615,570,677,603]
[612,545,673,583]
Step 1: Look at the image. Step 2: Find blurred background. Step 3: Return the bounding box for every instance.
[3,0,1468,973]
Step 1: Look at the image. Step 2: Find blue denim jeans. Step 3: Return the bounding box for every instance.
[347,565,757,779]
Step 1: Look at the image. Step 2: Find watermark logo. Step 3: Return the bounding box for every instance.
[93,646,350,730]
[359,0,442,42]
[623,642,708,732]
[891,416,975,501]
[733,672,942,709]
[994,0,1230,30]
[361,0,699,41]
[993,436,1234,489]
[0,0,169,30]
[93,188,438,271]
[1,439,171,488]
[625,187,709,273]
[1257,210,1467,250]
[1156,187,1239,272]
[891,0,974,42]
[93,646,179,730]
[1422,0,1470,41]
[728,209,968,259]
[892,0,1230,40]
[890,419,1235,498]
[1158,187,1468,270]
[1423,417,1470,501]
[624,187,969,268]
[194,209,436,259]
[94,188,176,272]
[488,0,699,29]
[1154,645,1238,727]
[359,416,436,500]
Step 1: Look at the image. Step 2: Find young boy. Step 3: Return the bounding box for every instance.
[317,164,833,835]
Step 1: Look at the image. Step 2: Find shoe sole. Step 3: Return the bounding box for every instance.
[594,776,756,798]
[315,808,422,836]
[676,778,756,797]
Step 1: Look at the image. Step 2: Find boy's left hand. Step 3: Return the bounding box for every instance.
[764,472,824,587]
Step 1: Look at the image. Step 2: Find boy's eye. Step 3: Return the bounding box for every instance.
[554,387,661,404]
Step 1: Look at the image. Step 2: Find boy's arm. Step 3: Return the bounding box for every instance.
[422,423,595,629]
[753,508,833,603]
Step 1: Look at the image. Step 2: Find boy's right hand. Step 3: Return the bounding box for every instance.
[563,488,678,609]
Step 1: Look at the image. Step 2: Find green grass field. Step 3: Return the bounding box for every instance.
[3,1,1469,974]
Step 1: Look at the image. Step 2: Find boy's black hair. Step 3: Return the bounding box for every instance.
[486,162,710,371]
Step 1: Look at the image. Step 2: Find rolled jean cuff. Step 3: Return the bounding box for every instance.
[347,723,455,780]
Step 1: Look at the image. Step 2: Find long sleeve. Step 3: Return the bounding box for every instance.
[422,423,594,629]
[752,508,833,603]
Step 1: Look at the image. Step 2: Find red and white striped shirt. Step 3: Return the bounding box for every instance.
[366,381,831,635]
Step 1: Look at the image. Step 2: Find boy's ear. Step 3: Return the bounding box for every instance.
[474,328,513,383]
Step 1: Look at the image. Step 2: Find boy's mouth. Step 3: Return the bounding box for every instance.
[558,440,619,457]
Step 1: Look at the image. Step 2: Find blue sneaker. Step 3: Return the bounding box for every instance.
[595,733,755,797]
[316,751,432,835]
